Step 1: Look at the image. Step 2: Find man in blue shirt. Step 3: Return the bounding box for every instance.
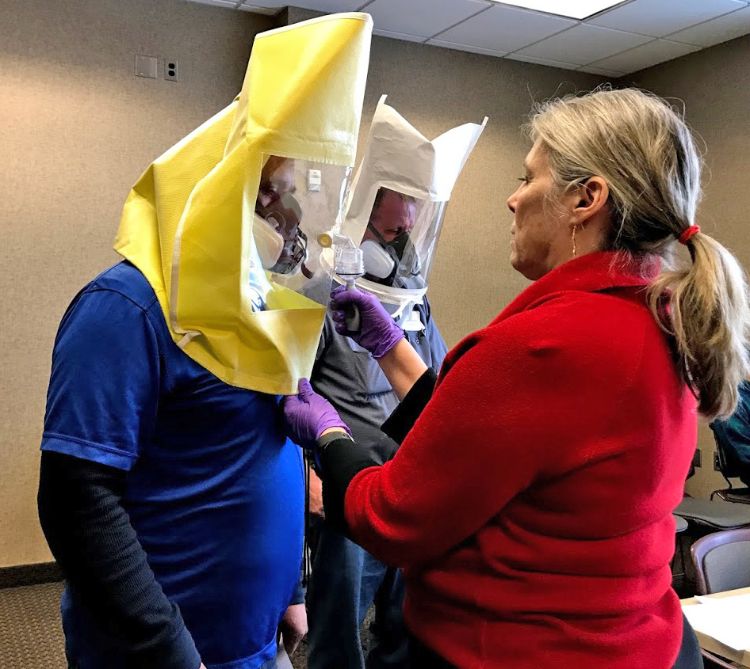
[38,158,307,669]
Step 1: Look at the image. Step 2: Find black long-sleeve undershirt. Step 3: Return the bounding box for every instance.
[319,368,438,533]
[37,451,201,669]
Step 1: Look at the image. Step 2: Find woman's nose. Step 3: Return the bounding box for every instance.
[507,192,517,214]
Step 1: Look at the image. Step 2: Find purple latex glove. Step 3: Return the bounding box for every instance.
[283,379,351,448]
[330,286,404,359]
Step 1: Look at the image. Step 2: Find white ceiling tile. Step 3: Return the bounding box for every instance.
[242,0,284,6]
[667,6,750,46]
[513,24,651,65]
[426,38,508,57]
[188,0,237,8]
[238,0,363,10]
[373,29,428,44]
[590,38,700,73]
[365,0,489,39]
[239,4,282,15]
[291,0,365,10]
[588,0,746,38]
[435,4,576,53]
[503,53,579,70]
[578,64,627,77]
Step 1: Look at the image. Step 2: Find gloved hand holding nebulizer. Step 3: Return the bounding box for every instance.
[330,287,405,358]
[327,237,405,356]
[321,96,487,328]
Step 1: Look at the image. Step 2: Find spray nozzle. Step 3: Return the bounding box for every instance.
[323,232,364,286]
[335,245,364,287]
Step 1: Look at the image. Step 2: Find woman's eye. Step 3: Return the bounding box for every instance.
[517,176,529,183]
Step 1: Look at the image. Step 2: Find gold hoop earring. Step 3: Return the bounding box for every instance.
[571,225,578,257]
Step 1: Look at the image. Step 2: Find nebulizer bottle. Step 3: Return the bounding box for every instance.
[333,236,364,332]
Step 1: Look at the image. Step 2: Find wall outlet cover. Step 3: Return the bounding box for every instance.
[165,59,180,82]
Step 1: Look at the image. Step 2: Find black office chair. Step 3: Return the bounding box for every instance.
[710,433,750,504]
[709,389,750,504]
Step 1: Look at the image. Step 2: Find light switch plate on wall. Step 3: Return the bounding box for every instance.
[134,54,158,79]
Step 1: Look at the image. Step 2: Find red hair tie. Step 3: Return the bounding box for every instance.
[678,225,700,245]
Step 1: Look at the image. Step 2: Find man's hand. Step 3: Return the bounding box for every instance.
[309,467,325,518]
[279,603,308,656]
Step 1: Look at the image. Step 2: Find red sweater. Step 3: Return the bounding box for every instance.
[344,252,697,669]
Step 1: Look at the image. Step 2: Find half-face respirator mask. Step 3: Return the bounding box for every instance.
[254,193,312,278]
[361,222,420,287]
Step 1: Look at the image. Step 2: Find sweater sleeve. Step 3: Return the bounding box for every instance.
[38,451,201,669]
[381,368,437,445]
[318,368,438,532]
[343,295,648,567]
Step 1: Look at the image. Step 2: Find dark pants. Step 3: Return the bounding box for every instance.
[408,613,704,669]
[674,613,704,669]
[307,519,408,669]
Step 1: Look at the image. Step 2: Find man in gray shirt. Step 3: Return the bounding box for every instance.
[306,188,447,669]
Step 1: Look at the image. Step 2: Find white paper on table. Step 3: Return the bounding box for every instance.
[694,593,750,607]
[682,594,750,651]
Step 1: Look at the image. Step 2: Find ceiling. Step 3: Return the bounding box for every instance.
[188,0,750,76]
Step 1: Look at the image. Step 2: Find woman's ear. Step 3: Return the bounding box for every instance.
[572,177,609,225]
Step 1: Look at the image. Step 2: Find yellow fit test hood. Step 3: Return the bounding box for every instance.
[114,13,373,395]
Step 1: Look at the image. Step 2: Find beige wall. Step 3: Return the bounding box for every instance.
[0,0,272,568]
[631,35,750,500]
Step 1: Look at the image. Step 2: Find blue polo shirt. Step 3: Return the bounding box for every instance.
[41,261,304,669]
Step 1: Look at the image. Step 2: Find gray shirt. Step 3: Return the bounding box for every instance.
[311,300,447,464]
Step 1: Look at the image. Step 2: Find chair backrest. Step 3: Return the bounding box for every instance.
[690,527,750,594]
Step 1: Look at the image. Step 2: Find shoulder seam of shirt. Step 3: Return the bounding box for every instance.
[86,283,160,316]
[81,285,163,361]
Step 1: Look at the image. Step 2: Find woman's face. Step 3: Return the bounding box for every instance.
[506,141,573,281]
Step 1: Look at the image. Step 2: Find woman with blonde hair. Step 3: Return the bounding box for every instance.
[285,88,749,668]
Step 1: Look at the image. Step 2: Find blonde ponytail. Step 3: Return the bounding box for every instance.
[648,232,750,419]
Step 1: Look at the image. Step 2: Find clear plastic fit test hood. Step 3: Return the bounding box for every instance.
[328,96,487,317]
